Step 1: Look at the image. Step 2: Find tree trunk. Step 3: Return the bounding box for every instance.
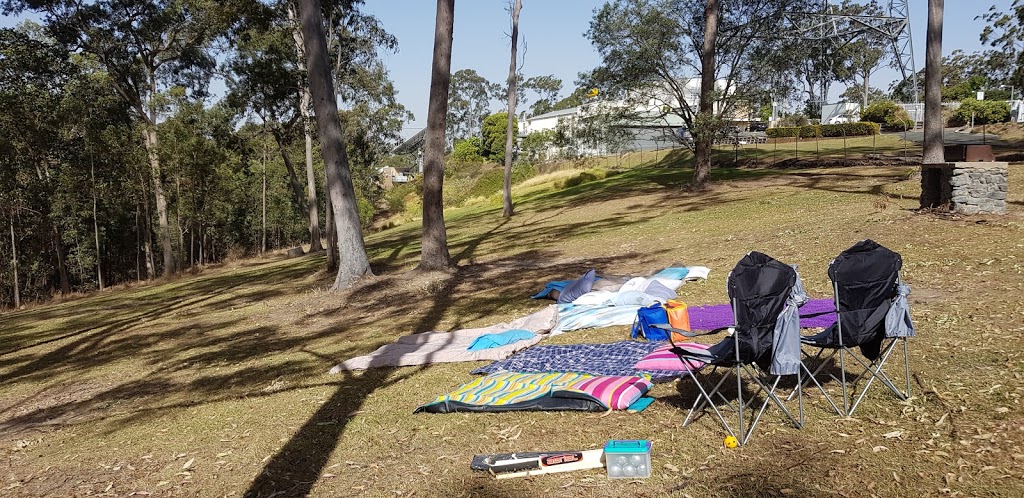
[693,0,719,188]
[9,216,19,308]
[502,0,522,218]
[91,160,104,290]
[297,0,374,289]
[262,141,268,256]
[139,171,156,279]
[270,126,311,213]
[54,227,71,295]
[176,173,186,269]
[418,0,455,270]
[325,180,338,272]
[289,4,324,253]
[302,92,324,252]
[142,126,174,276]
[135,204,141,281]
[862,71,869,109]
[923,0,944,164]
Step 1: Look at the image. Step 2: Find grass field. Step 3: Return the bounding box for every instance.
[1,152,1022,497]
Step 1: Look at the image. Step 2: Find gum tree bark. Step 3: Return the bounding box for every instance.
[297,0,373,288]
[502,0,522,218]
[289,4,323,252]
[922,0,944,164]
[693,0,719,188]
[418,0,455,269]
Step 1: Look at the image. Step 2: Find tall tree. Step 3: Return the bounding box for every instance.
[502,0,522,218]
[447,68,499,143]
[296,0,373,288]
[522,74,562,116]
[694,0,719,187]
[287,2,323,252]
[419,0,455,270]
[5,0,232,277]
[586,0,791,188]
[922,0,944,164]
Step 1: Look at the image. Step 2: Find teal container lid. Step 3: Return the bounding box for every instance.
[604,439,651,453]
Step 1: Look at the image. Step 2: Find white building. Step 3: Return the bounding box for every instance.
[519,78,739,159]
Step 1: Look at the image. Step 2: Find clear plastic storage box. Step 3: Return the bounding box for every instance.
[604,439,652,479]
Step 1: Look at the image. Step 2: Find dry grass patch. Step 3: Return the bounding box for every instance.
[1,164,1022,497]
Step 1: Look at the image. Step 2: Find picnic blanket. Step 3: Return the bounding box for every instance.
[415,372,652,414]
[329,306,557,372]
[549,270,711,334]
[687,298,837,331]
[551,303,642,334]
[472,340,702,383]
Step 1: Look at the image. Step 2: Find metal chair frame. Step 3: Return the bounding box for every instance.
[666,299,804,446]
[792,276,912,417]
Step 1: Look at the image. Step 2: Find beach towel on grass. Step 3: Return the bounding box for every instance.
[472,340,696,383]
[415,372,652,414]
[687,298,837,331]
[330,306,556,372]
[551,303,642,334]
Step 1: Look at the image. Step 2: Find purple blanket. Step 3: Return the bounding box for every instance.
[688,298,836,331]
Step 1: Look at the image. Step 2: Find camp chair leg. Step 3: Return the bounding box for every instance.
[902,338,912,398]
[847,339,909,416]
[680,366,736,439]
[740,369,803,446]
[736,365,744,444]
[788,349,843,415]
[794,361,843,415]
[839,346,850,416]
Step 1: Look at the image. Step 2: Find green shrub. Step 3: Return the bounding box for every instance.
[356,195,375,228]
[955,98,1011,125]
[799,124,821,138]
[555,169,607,189]
[862,100,914,130]
[452,137,485,163]
[766,122,879,139]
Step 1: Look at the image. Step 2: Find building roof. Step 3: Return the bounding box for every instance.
[393,128,426,155]
[524,106,580,122]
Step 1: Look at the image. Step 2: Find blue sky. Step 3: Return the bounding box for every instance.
[366,0,1015,137]
[2,1,1014,137]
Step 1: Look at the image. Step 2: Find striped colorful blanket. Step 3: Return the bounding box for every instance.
[415,372,652,414]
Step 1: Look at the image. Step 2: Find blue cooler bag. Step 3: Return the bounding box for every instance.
[631,303,670,341]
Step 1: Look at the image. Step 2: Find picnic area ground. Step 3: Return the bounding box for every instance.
[2,144,1023,497]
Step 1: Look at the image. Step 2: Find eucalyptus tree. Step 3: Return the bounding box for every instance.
[522,74,562,116]
[3,0,235,276]
[586,0,794,188]
[447,69,499,144]
[420,0,455,270]
[296,0,373,288]
[922,0,944,164]
[502,0,522,218]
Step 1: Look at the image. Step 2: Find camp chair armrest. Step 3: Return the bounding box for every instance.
[799,310,836,319]
[650,323,700,338]
[652,323,730,337]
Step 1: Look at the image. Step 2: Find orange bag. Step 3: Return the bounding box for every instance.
[663,300,690,342]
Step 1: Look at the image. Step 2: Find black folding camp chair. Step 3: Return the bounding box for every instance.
[653,252,806,445]
[795,240,915,417]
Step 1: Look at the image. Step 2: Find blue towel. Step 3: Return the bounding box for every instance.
[653,267,690,280]
[466,329,537,351]
[530,280,571,299]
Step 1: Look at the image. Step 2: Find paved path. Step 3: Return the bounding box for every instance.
[896,128,1009,146]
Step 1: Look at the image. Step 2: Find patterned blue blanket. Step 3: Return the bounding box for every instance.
[471,340,684,383]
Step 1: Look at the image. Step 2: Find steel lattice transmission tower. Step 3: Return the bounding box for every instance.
[784,0,918,105]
